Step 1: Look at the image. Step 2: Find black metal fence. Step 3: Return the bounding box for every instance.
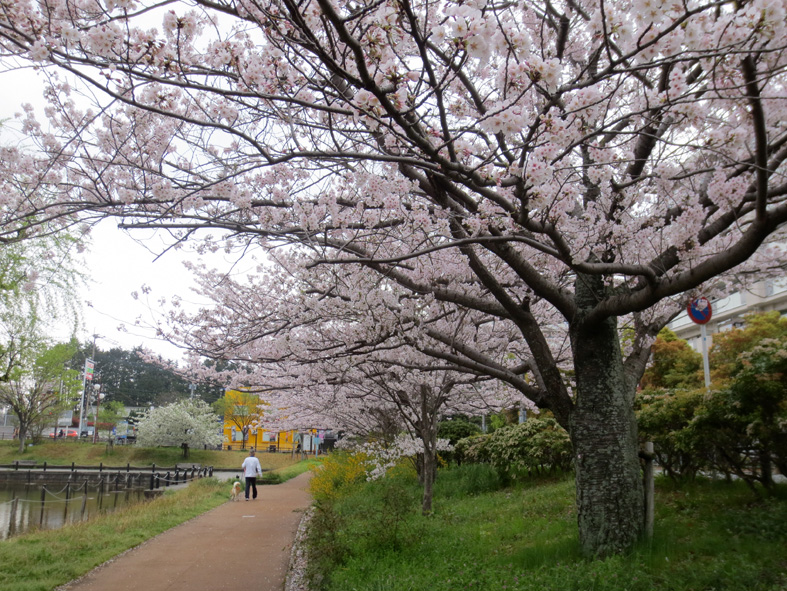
[0,463,213,489]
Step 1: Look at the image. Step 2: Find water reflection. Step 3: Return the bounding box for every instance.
[0,482,146,540]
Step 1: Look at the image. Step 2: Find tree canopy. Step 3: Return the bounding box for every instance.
[0,337,81,452]
[136,398,223,449]
[71,344,224,407]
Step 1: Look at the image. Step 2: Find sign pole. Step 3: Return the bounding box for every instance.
[78,359,95,437]
[687,297,713,389]
[700,323,711,388]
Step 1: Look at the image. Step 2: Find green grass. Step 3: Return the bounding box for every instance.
[0,478,229,591]
[0,440,299,471]
[263,458,320,483]
[307,463,787,591]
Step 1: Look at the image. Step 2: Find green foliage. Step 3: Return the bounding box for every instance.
[724,335,787,478]
[437,418,481,445]
[212,390,265,446]
[709,311,787,382]
[0,338,81,451]
[437,418,481,464]
[638,313,787,489]
[640,328,703,390]
[305,464,787,591]
[636,389,706,480]
[454,418,572,484]
[488,410,512,432]
[485,417,573,480]
[453,433,491,465]
[689,335,787,489]
[73,345,222,407]
[97,400,126,429]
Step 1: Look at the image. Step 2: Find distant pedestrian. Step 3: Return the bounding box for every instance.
[241,448,262,501]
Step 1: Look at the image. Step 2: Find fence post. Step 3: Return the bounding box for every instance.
[9,498,19,536]
[39,486,46,526]
[81,483,88,518]
[644,441,655,540]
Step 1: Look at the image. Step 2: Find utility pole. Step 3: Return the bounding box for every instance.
[78,334,100,438]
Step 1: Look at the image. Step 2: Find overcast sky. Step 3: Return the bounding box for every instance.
[76,221,207,361]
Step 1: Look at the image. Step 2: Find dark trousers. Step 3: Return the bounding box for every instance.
[245,476,257,499]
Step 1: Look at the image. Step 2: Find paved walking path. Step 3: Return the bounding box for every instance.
[57,472,313,591]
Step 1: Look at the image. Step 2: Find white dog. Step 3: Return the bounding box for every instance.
[230,481,242,501]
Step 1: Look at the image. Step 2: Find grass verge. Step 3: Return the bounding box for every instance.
[261,458,321,484]
[0,477,228,591]
[307,462,787,591]
[0,440,299,471]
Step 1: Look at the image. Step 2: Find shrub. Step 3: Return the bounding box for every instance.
[437,418,481,445]
[309,450,370,502]
[454,434,491,465]
[437,419,481,464]
[636,388,707,480]
[485,417,573,480]
[456,418,572,480]
[638,333,787,489]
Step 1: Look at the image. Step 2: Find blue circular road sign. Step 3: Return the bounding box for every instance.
[687,297,713,325]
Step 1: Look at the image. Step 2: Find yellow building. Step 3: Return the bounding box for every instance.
[221,423,322,453]
[218,390,322,453]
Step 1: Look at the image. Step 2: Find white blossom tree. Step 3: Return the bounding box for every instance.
[136,398,223,450]
[2,0,787,555]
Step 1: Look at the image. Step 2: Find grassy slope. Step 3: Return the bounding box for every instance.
[0,440,300,471]
[312,464,787,591]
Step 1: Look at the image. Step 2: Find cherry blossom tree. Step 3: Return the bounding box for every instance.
[171,261,518,512]
[2,0,787,555]
[136,398,223,449]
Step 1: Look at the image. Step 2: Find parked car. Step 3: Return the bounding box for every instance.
[49,428,79,438]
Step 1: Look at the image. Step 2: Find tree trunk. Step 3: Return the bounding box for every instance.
[569,276,644,556]
[421,447,436,515]
[17,426,26,454]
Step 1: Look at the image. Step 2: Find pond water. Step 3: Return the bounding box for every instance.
[0,481,147,540]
